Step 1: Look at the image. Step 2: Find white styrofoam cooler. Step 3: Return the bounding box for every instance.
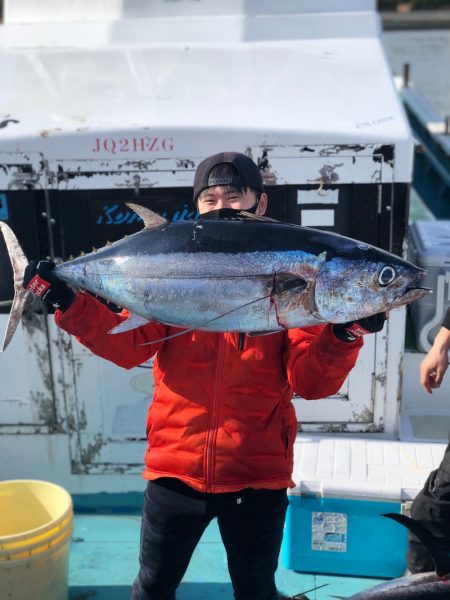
[282,435,447,578]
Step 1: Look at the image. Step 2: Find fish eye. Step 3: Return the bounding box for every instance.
[378,265,396,286]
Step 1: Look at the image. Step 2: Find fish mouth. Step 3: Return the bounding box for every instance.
[390,269,432,309]
[391,286,432,309]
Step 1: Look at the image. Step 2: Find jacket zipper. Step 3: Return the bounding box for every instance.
[205,335,226,492]
[238,332,246,351]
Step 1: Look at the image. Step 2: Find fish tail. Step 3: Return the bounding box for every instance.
[384,513,450,577]
[0,221,29,351]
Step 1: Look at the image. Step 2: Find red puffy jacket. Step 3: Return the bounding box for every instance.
[56,292,362,493]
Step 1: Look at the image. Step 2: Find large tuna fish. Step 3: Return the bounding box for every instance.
[0,203,430,351]
[342,514,450,599]
[345,572,450,599]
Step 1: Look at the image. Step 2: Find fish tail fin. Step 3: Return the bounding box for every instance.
[383,513,450,577]
[0,221,29,352]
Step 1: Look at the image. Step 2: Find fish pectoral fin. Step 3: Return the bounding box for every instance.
[247,330,280,337]
[108,314,151,334]
[126,203,169,230]
[274,273,308,294]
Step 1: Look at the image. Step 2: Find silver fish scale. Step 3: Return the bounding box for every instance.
[58,252,321,332]
[61,250,324,279]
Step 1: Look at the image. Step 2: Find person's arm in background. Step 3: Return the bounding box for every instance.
[23,260,167,369]
[420,307,450,394]
[285,313,387,400]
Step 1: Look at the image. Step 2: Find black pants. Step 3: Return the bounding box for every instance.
[407,441,450,573]
[131,479,288,600]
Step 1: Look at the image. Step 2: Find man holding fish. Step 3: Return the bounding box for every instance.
[21,152,394,600]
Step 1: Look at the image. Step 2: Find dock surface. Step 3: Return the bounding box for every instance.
[68,514,389,600]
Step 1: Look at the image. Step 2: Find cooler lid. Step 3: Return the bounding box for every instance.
[409,220,450,267]
[290,435,446,501]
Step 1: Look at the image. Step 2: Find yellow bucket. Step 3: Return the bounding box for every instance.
[0,480,73,600]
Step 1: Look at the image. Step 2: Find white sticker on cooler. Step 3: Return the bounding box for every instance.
[311,511,347,553]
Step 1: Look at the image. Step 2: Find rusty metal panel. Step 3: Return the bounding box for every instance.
[0,144,403,466]
[0,311,56,434]
[40,144,393,190]
[0,145,393,190]
[0,152,45,190]
[48,321,149,474]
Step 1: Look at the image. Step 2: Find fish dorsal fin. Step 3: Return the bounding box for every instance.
[126,203,169,230]
[237,211,280,223]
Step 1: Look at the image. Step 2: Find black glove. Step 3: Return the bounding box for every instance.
[333,312,387,343]
[23,260,75,311]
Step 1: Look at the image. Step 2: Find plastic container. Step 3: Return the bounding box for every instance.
[281,436,446,578]
[408,220,450,352]
[0,480,73,600]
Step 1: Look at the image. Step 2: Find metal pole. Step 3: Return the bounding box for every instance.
[402,63,410,88]
[43,188,56,260]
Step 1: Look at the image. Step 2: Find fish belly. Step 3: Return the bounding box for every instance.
[128,276,283,332]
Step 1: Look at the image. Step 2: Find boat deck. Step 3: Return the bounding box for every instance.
[68,513,389,600]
